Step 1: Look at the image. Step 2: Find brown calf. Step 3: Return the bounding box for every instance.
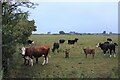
[83,47,95,58]
[65,49,70,58]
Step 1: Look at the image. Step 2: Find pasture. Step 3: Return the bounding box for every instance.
[5,34,118,78]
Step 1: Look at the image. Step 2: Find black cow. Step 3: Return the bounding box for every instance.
[59,39,65,44]
[96,42,118,57]
[107,38,112,42]
[52,42,59,53]
[27,40,34,45]
[68,38,78,44]
[68,40,76,44]
[107,38,112,43]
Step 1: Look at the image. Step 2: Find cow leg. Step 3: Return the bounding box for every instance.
[29,58,33,66]
[114,54,116,57]
[67,53,69,58]
[45,56,48,64]
[36,58,38,63]
[109,50,112,58]
[86,54,87,58]
[52,48,56,55]
[66,53,68,58]
[52,48,55,53]
[107,50,109,54]
[26,59,29,65]
[24,57,29,65]
[113,49,116,57]
[65,53,68,58]
[42,57,46,65]
[103,50,106,56]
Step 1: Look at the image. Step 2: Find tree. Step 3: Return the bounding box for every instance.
[69,31,75,35]
[47,32,51,34]
[109,32,112,35]
[59,31,65,34]
[2,1,37,74]
[103,31,106,34]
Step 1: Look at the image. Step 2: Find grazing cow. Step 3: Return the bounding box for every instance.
[52,42,59,53]
[27,40,34,45]
[21,45,50,66]
[83,47,95,58]
[68,40,76,44]
[96,42,118,57]
[59,39,65,44]
[65,49,70,58]
[107,38,112,43]
[68,38,78,44]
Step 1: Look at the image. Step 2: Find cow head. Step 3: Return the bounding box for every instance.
[21,47,26,56]
[75,38,78,42]
[96,43,101,47]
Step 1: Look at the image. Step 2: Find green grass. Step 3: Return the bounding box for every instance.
[5,34,118,78]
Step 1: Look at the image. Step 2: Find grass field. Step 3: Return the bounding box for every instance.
[5,34,118,78]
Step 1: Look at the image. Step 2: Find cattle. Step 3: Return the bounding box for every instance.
[52,42,59,53]
[59,39,65,44]
[68,40,76,44]
[27,40,34,45]
[65,49,70,58]
[96,42,118,57]
[83,47,95,58]
[68,38,78,44]
[107,38,112,42]
[21,45,50,66]
[107,38,112,43]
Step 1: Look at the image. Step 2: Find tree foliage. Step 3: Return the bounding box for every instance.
[2,1,37,73]
[59,31,65,34]
[2,2,37,45]
[102,31,106,34]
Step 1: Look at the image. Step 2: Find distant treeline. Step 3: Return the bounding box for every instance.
[33,33,119,35]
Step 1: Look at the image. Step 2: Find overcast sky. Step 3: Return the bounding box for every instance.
[25,0,119,34]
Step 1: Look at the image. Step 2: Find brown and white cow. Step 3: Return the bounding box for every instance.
[21,45,50,66]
